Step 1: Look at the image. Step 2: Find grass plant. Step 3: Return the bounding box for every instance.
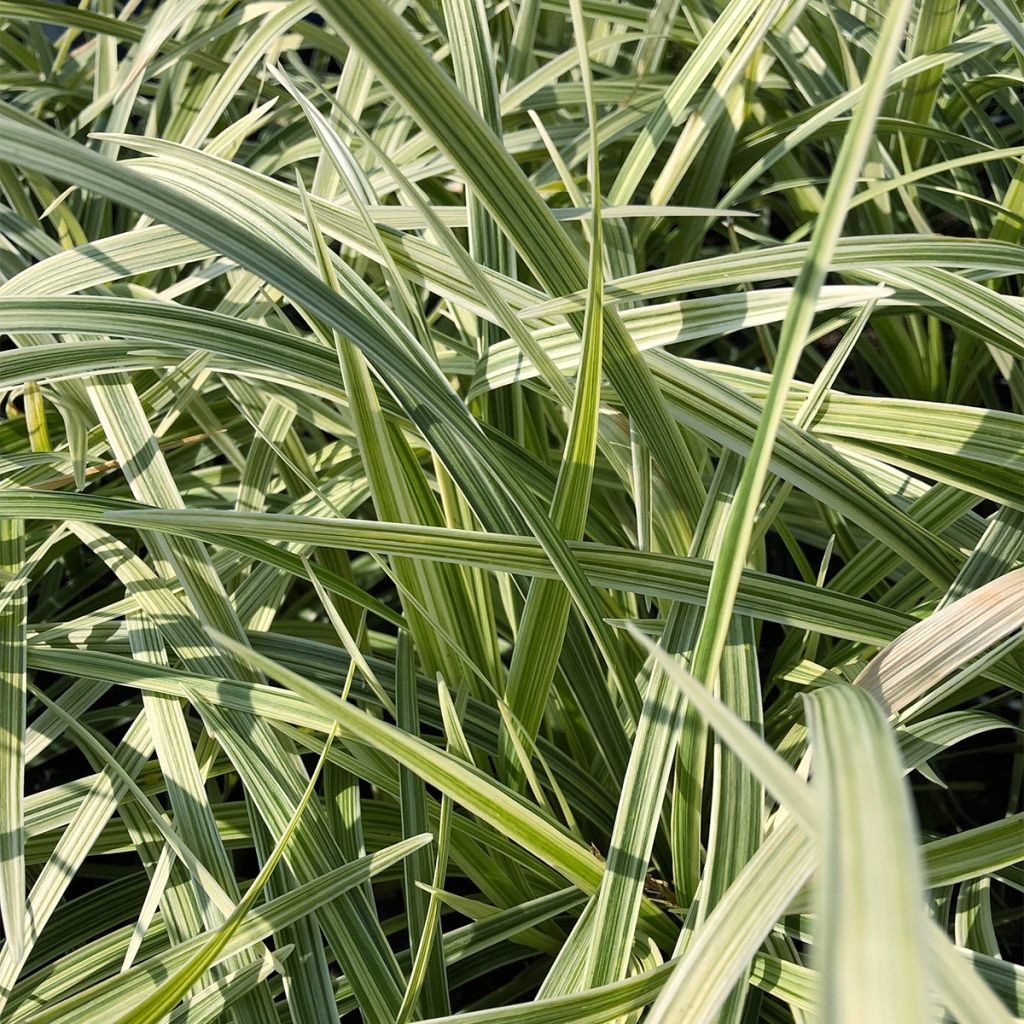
[0,1,1022,1021]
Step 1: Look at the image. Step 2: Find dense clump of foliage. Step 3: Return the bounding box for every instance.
[0,1,1022,1022]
